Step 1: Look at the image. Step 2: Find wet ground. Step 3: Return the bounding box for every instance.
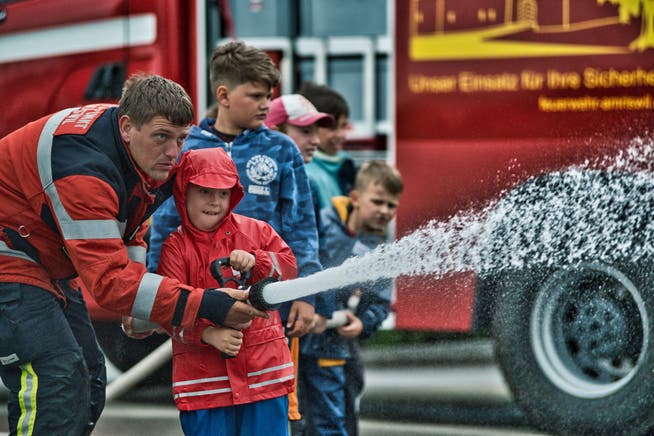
[0,339,549,435]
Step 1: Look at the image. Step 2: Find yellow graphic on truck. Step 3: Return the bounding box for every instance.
[409,0,654,60]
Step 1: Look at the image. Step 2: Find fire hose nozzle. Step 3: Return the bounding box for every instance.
[248,277,280,311]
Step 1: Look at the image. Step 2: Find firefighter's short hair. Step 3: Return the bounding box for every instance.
[118,74,194,128]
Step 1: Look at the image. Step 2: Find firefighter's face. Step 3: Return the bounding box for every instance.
[120,115,190,182]
[215,81,272,133]
[350,183,400,234]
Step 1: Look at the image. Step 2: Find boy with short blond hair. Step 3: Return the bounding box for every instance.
[299,160,404,436]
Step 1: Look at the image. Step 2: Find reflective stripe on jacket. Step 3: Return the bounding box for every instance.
[0,105,203,329]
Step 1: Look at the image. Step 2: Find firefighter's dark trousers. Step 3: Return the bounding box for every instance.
[0,282,106,435]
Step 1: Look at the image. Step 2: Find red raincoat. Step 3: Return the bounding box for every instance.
[157,147,297,410]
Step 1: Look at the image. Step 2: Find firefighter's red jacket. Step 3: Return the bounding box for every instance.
[0,105,205,329]
[157,147,297,410]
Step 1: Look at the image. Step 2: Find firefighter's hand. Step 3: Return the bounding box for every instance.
[337,311,363,339]
[201,326,243,357]
[121,316,164,339]
[198,288,268,331]
[311,314,329,334]
[285,300,315,337]
[229,249,255,273]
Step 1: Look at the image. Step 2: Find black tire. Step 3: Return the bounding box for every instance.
[494,262,654,435]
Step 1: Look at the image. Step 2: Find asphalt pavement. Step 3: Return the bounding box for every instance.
[0,338,549,435]
[0,403,546,436]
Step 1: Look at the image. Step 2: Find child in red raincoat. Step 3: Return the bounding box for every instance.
[157,147,297,435]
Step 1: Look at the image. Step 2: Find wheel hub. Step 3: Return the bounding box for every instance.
[566,295,628,364]
[530,263,648,398]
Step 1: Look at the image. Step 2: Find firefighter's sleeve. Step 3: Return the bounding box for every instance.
[51,175,204,330]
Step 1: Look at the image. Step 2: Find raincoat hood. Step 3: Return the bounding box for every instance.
[173,148,244,231]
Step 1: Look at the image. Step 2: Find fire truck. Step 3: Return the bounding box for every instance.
[2,0,654,434]
[395,1,654,434]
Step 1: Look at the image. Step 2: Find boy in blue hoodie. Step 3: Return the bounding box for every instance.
[148,41,319,337]
[147,40,320,432]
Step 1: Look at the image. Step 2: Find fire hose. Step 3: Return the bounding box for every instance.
[107,266,355,400]
[132,267,357,332]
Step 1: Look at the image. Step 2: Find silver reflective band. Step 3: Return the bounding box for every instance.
[172,375,229,387]
[268,252,282,279]
[0,241,38,263]
[174,387,232,399]
[59,219,121,240]
[127,246,146,264]
[249,374,295,389]
[131,273,163,320]
[36,109,122,241]
[247,362,293,377]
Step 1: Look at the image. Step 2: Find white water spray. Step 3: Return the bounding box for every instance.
[260,138,654,306]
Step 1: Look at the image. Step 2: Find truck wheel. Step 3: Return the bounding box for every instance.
[494,262,654,435]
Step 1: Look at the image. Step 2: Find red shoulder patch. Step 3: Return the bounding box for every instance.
[54,104,116,136]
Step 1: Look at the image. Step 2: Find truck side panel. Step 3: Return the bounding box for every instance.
[0,0,195,138]
[393,0,654,331]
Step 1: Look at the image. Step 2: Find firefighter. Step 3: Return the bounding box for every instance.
[0,74,267,435]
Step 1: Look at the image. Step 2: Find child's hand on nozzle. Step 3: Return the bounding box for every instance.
[229,249,255,274]
[201,326,243,357]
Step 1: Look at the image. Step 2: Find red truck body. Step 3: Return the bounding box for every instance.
[392,0,654,331]
[391,2,654,433]
[0,0,200,139]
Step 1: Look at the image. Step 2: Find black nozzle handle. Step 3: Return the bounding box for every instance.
[210,257,251,289]
[248,277,280,311]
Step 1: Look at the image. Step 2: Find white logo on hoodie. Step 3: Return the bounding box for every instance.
[246,155,278,187]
